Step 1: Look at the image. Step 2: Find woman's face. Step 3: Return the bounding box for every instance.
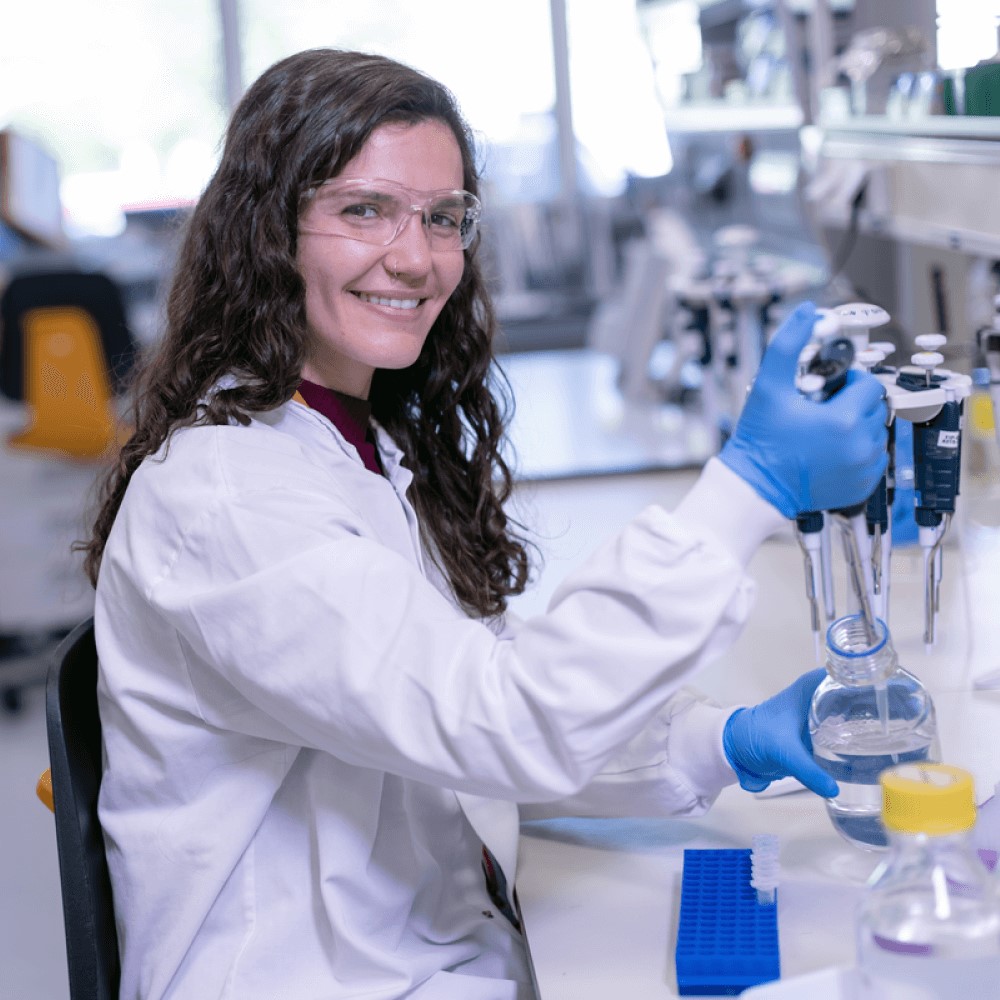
[296,119,468,398]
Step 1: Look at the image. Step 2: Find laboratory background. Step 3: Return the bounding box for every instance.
[3,1,1000,997]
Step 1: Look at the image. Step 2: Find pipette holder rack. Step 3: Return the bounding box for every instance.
[795,306,974,647]
[675,848,780,996]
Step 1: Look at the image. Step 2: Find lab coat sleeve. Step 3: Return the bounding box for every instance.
[674,457,788,565]
[126,435,767,806]
[518,689,737,820]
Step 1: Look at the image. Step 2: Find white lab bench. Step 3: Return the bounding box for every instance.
[512,474,1000,999]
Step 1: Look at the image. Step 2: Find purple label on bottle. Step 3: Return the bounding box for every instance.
[872,933,934,956]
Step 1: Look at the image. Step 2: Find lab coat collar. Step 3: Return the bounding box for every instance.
[204,376,413,491]
[279,390,413,492]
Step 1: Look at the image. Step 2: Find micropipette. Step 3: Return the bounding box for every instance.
[795,510,826,664]
[796,320,882,646]
[833,302,891,353]
[856,347,892,623]
[895,340,963,648]
[794,314,850,654]
[826,304,894,645]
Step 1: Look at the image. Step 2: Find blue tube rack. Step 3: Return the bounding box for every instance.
[674,848,780,996]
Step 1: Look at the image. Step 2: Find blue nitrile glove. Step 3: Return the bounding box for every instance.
[719,302,888,518]
[723,669,839,798]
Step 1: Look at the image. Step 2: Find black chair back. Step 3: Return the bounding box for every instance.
[45,617,121,1000]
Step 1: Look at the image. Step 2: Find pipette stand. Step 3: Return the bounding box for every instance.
[795,305,972,651]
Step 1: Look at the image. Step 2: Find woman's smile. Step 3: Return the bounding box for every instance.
[351,291,424,311]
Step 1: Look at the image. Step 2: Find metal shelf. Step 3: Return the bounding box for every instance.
[663,103,804,133]
[821,132,1000,169]
[814,116,1000,257]
[819,114,1000,142]
[818,115,1000,151]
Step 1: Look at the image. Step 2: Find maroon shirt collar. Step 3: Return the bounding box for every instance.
[297,378,383,476]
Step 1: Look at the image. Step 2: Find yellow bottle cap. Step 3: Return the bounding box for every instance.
[970,391,996,434]
[881,763,977,835]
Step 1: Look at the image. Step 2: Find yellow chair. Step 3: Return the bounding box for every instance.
[0,270,136,459]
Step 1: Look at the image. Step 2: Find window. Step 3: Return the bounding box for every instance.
[3,2,675,236]
[3,0,224,235]
[243,1,554,160]
[936,0,1000,71]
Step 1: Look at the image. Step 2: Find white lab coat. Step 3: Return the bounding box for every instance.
[95,396,784,1000]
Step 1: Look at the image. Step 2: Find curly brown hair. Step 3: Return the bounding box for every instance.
[81,48,533,618]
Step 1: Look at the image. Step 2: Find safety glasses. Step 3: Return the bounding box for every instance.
[300,177,482,251]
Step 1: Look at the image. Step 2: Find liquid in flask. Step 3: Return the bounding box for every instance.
[810,614,939,850]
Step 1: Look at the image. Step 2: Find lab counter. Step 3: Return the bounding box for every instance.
[514,490,1000,999]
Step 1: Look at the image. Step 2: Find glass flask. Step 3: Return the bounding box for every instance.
[810,614,938,850]
[857,763,1000,998]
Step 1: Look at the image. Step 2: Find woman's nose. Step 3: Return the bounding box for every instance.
[385,210,433,277]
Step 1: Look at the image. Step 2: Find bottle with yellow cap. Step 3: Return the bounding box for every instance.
[856,762,1000,998]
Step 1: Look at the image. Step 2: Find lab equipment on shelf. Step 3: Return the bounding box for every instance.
[675,847,780,996]
[668,225,818,454]
[856,763,1000,998]
[809,614,939,851]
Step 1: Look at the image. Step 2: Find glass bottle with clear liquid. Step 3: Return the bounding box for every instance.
[810,614,939,850]
[857,763,1000,998]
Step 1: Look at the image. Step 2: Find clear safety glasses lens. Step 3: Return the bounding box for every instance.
[300,180,481,250]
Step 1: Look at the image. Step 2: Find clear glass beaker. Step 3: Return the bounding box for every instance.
[810,614,939,850]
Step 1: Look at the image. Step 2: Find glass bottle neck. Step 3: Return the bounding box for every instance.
[886,829,975,852]
[826,614,898,684]
[876,828,994,893]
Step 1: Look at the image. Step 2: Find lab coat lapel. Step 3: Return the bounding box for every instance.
[294,408,523,889]
[371,420,523,891]
[284,402,422,566]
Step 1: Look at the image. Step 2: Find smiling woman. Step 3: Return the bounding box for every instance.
[82,48,527,617]
[82,48,538,999]
[78,42,894,1000]
[296,120,470,398]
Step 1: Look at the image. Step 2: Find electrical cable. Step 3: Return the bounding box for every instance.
[827,177,868,283]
